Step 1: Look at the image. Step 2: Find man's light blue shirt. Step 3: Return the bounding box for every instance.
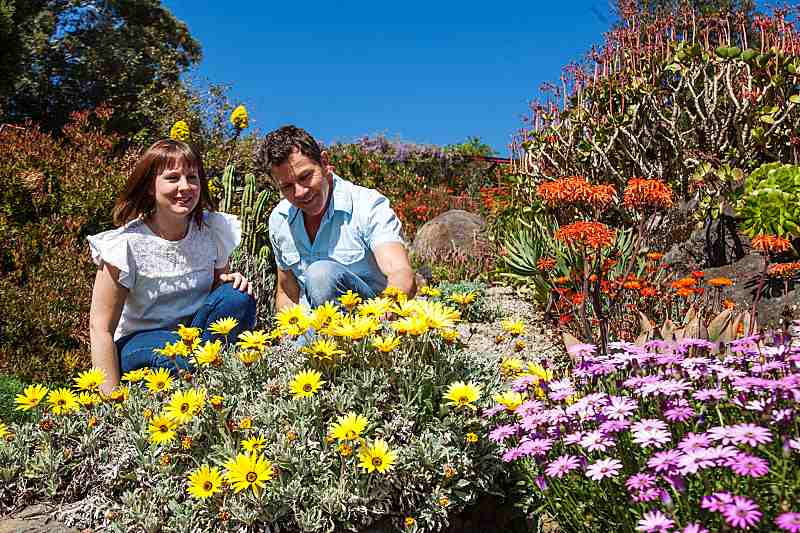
[268,174,404,299]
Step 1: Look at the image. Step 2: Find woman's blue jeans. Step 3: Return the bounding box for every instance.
[114,283,256,375]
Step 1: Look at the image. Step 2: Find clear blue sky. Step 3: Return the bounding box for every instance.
[163,1,616,156]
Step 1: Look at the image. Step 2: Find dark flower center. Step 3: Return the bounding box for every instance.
[203,481,213,491]
[372,457,383,467]
[303,384,312,392]
[246,472,258,483]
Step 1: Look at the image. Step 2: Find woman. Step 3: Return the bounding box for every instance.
[88,139,256,395]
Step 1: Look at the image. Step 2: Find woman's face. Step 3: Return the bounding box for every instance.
[151,160,201,219]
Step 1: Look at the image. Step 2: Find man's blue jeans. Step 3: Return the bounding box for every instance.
[303,260,377,308]
[114,283,256,374]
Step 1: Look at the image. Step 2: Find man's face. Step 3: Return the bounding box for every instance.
[272,149,332,218]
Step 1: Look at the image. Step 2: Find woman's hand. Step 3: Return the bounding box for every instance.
[219,272,253,295]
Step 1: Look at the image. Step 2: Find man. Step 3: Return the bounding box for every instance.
[256,125,416,311]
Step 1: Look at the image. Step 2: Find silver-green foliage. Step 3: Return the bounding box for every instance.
[1,329,505,532]
[739,162,800,238]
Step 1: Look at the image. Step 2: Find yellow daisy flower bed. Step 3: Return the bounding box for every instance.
[0,287,508,532]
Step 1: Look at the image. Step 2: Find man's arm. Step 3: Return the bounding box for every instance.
[275,267,301,311]
[373,242,416,298]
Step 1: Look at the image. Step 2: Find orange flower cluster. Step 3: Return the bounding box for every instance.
[623,178,673,211]
[646,252,664,261]
[671,277,697,289]
[555,221,617,249]
[751,234,793,253]
[708,277,733,287]
[537,176,617,210]
[767,262,800,278]
[536,257,557,271]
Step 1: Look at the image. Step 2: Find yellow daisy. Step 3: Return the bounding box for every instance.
[289,369,326,399]
[329,412,368,441]
[500,318,525,336]
[525,362,553,382]
[14,384,49,411]
[439,328,460,342]
[465,432,479,443]
[209,317,239,336]
[419,285,441,297]
[145,368,173,394]
[448,291,477,305]
[500,357,525,378]
[0,422,10,440]
[73,367,106,392]
[302,338,345,362]
[371,334,401,353]
[391,315,429,336]
[357,439,397,474]
[494,391,526,412]
[443,381,481,410]
[338,290,362,310]
[241,434,267,453]
[148,414,177,445]
[356,297,393,319]
[108,385,129,403]
[236,330,271,352]
[121,368,150,383]
[381,286,407,303]
[275,304,311,337]
[310,302,341,330]
[223,452,274,496]
[237,349,262,366]
[415,300,460,330]
[186,464,224,499]
[47,388,79,415]
[175,324,201,343]
[77,392,101,408]
[193,339,223,367]
[328,315,379,340]
[163,389,201,424]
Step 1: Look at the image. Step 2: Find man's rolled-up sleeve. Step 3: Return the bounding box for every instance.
[363,191,405,250]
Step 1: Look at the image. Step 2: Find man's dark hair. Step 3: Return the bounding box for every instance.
[254,125,323,175]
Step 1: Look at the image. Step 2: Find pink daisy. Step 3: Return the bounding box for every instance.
[722,496,761,529]
[725,453,769,477]
[585,458,623,480]
[636,510,674,532]
[776,512,800,532]
[545,455,581,478]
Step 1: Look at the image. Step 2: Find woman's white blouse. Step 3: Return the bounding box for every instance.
[87,211,241,340]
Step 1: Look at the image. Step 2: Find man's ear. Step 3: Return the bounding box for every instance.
[320,151,333,177]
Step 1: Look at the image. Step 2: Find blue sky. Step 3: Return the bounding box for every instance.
[163,1,616,156]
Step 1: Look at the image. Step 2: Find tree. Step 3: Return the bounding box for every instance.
[0,0,201,133]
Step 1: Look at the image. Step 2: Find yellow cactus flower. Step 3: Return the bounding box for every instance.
[193,339,223,367]
[230,105,249,130]
[275,304,311,337]
[329,412,368,441]
[224,452,274,497]
[338,290,362,310]
[169,120,190,141]
[47,388,79,415]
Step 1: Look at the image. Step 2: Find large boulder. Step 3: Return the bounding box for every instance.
[410,209,487,260]
[702,253,798,327]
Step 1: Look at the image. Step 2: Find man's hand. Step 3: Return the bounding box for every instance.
[373,242,416,298]
[219,272,253,295]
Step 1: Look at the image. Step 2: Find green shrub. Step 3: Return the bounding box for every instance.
[739,162,800,239]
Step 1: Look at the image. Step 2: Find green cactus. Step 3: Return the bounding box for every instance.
[218,166,275,260]
[739,162,800,238]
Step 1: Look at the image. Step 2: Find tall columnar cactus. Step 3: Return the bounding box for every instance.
[219,166,273,259]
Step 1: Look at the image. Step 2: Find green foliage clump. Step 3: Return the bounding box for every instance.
[433,281,497,323]
[0,305,506,532]
[739,162,800,238]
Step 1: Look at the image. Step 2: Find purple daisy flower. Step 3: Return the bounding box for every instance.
[730,423,773,447]
[707,425,737,445]
[664,405,695,422]
[567,343,597,358]
[636,510,674,532]
[600,419,630,434]
[632,487,661,503]
[648,449,683,473]
[722,496,761,529]
[701,491,733,513]
[625,473,656,491]
[632,419,671,449]
[678,449,716,475]
[776,512,800,532]
[678,432,710,452]
[489,424,517,443]
[692,388,726,402]
[501,446,523,462]
[545,454,581,478]
[725,453,769,477]
[564,431,584,446]
[602,395,638,420]
[580,430,615,452]
[585,458,623,480]
[518,437,553,457]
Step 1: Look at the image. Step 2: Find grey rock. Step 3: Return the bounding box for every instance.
[410,209,486,259]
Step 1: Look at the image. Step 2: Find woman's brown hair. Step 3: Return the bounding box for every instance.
[112,139,216,227]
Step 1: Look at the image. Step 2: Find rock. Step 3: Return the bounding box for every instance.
[702,254,799,326]
[410,210,487,260]
[663,220,751,275]
[0,505,79,533]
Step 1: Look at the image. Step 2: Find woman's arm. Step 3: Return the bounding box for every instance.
[89,262,128,395]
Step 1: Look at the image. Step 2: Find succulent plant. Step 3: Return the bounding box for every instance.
[739,162,800,238]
